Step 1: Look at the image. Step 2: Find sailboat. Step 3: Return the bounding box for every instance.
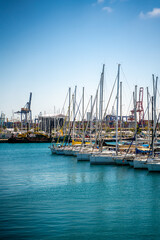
[147,76,160,172]
[90,64,121,165]
[134,75,160,171]
[77,93,93,161]
[147,157,160,172]
[133,85,148,169]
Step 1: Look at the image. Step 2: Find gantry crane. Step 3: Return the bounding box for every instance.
[129,87,144,126]
[136,87,144,125]
[15,92,32,125]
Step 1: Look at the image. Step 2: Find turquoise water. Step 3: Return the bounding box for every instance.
[0,143,160,240]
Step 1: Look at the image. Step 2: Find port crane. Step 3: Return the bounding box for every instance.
[129,87,144,126]
[15,92,32,126]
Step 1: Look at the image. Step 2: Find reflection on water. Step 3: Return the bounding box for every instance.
[0,143,160,240]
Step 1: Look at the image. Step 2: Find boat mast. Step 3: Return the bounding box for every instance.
[99,64,104,121]
[153,75,158,139]
[96,90,98,140]
[90,95,93,144]
[134,85,137,156]
[147,87,150,143]
[151,96,154,157]
[156,77,159,133]
[68,88,71,122]
[99,64,105,151]
[152,75,158,155]
[68,87,71,137]
[72,93,75,141]
[73,86,77,141]
[82,87,84,141]
[120,81,122,141]
[116,64,120,155]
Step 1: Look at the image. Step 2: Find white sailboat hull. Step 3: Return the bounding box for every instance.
[90,154,115,165]
[77,152,91,161]
[71,150,79,156]
[147,162,160,172]
[128,160,134,167]
[113,154,134,166]
[115,158,128,165]
[51,148,56,154]
[55,149,64,155]
[134,159,148,169]
[63,149,75,156]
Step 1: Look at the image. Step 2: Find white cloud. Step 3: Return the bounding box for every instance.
[97,0,105,3]
[140,8,160,19]
[102,6,113,13]
[92,0,104,7]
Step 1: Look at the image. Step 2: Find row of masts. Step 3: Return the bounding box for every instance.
[50,64,160,172]
[55,64,159,154]
[64,64,123,155]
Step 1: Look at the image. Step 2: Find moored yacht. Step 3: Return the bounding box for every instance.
[90,149,115,165]
[113,153,134,166]
[133,156,148,169]
[147,157,160,172]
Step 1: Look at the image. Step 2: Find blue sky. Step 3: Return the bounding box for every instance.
[0,0,160,119]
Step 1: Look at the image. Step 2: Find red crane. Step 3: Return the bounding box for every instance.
[136,87,144,125]
[129,87,144,125]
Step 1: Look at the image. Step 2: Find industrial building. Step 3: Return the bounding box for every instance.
[38,114,66,133]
